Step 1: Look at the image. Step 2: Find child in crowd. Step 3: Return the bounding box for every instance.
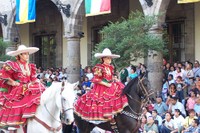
[175,76,186,103]
[81,76,92,93]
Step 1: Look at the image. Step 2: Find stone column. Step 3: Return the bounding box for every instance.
[66,37,81,83]
[147,25,163,97]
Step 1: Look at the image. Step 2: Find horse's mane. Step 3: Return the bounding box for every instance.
[122,77,138,95]
[40,82,61,105]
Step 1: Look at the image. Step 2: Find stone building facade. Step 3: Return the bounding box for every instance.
[0,0,200,93]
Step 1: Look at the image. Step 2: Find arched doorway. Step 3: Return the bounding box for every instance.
[30,0,63,69]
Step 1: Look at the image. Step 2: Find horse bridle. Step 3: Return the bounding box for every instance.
[138,77,154,99]
[121,77,154,133]
[33,81,71,132]
[60,81,74,124]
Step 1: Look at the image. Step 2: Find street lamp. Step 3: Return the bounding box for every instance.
[56,1,71,18]
[0,14,7,26]
[145,0,153,7]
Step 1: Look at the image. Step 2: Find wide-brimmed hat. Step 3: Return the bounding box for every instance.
[94,48,120,58]
[6,44,39,56]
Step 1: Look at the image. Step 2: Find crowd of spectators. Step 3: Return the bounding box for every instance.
[36,60,200,133]
[36,67,68,87]
[137,60,200,133]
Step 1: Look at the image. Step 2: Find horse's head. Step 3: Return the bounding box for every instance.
[61,81,79,125]
[123,76,154,103]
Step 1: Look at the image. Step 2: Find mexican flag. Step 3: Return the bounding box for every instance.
[178,0,200,3]
[85,0,111,17]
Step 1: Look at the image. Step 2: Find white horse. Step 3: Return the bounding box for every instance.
[1,81,78,133]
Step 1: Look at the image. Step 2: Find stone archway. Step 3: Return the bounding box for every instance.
[63,1,85,83]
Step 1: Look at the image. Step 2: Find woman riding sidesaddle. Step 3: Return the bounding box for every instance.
[0,45,45,130]
[74,48,128,123]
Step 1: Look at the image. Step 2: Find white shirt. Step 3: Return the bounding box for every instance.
[164,119,176,130]
[86,73,94,81]
[154,115,163,126]
[168,79,175,85]
[173,115,185,128]
[145,112,152,119]
[170,101,186,116]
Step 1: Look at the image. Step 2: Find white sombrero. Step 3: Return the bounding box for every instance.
[94,48,120,58]
[6,44,39,56]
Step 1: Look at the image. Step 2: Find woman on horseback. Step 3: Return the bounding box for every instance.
[74,48,128,123]
[0,44,45,130]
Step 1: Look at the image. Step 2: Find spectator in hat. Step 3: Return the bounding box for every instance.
[168,95,186,117]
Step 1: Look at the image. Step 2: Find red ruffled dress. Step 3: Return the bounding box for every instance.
[0,61,45,126]
[74,64,128,121]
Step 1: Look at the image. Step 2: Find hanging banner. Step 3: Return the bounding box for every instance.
[16,0,36,24]
[178,0,200,4]
[85,0,111,17]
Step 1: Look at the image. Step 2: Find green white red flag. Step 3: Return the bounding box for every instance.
[85,0,111,17]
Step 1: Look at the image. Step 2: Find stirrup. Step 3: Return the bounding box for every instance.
[110,119,119,133]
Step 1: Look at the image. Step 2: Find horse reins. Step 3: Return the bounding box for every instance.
[122,78,153,133]
[33,116,62,132]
